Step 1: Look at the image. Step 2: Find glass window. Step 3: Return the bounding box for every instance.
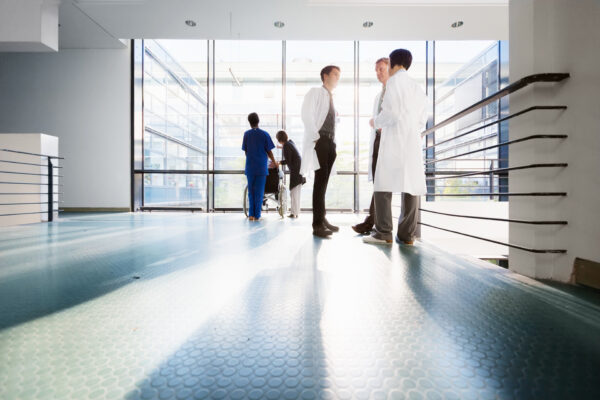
[213,40,282,208]
[433,41,501,200]
[135,39,507,210]
[141,40,208,209]
[214,41,282,171]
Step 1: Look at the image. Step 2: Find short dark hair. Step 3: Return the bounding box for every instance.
[389,49,412,70]
[276,130,288,143]
[248,112,259,127]
[320,65,340,82]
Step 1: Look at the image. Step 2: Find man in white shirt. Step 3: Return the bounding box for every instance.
[363,49,428,245]
[300,65,341,238]
[353,57,390,235]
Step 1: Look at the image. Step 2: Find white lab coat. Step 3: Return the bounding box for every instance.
[374,70,428,195]
[300,86,337,176]
[368,89,383,182]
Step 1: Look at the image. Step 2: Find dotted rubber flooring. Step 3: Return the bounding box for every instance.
[0,212,599,400]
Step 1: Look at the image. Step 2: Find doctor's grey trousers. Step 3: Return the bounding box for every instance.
[373,192,420,242]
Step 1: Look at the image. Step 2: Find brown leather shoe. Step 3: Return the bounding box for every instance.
[323,219,339,232]
[352,222,372,235]
[313,227,333,238]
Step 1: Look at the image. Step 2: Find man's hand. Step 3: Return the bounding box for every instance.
[369,118,374,128]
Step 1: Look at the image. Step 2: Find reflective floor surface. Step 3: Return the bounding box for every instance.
[0,212,599,400]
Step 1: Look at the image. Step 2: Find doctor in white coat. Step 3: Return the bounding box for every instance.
[300,65,341,238]
[363,49,428,245]
[352,57,390,234]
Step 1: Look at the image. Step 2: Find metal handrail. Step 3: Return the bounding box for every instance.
[0,149,62,222]
[0,170,62,177]
[419,208,567,225]
[0,182,63,186]
[0,148,63,160]
[418,222,566,254]
[423,106,567,150]
[424,135,568,166]
[1,193,63,195]
[425,163,568,180]
[0,159,62,168]
[421,73,570,137]
[0,210,62,217]
[425,192,566,197]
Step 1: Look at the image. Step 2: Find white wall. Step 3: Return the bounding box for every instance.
[0,47,131,209]
[508,0,600,281]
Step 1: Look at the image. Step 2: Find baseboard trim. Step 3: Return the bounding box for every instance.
[574,257,600,290]
[61,208,131,213]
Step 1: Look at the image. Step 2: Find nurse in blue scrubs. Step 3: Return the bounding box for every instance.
[242,113,278,221]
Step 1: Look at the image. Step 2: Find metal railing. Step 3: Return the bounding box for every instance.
[0,149,64,222]
[418,72,570,254]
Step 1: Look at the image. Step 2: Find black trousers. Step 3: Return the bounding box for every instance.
[312,136,337,229]
[364,132,381,227]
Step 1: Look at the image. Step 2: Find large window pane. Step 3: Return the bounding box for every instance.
[214,41,282,171]
[142,40,208,209]
[214,174,247,209]
[143,173,207,208]
[299,174,355,211]
[434,41,501,200]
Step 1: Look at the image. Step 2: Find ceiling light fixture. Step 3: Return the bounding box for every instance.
[451,21,464,28]
[274,21,285,28]
[363,21,374,28]
[185,20,197,27]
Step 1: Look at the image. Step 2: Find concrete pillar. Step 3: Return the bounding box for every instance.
[508,0,600,281]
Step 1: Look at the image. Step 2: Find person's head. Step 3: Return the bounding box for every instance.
[320,65,341,90]
[247,112,259,128]
[375,57,390,85]
[388,49,412,76]
[276,130,288,144]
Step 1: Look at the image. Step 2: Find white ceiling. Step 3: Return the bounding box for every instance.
[58,0,508,49]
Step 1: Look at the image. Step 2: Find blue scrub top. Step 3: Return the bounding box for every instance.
[242,128,275,176]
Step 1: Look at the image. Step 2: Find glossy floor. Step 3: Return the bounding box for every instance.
[0,213,599,400]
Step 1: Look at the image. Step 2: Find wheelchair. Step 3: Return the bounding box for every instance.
[243,165,288,218]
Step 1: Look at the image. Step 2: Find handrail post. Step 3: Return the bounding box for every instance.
[47,157,53,222]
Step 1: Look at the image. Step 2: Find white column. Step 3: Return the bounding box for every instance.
[508,0,600,281]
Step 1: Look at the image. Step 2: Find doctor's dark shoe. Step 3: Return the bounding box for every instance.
[352,222,372,235]
[313,227,333,238]
[323,219,339,232]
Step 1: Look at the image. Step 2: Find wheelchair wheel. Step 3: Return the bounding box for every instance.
[243,186,249,217]
[278,186,288,218]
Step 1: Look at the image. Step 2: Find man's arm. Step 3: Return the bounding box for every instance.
[301,89,320,142]
[374,86,401,130]
[267,150,278,167]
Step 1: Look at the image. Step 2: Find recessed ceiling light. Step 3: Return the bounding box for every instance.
[363,21,374,28]
[274,21,285,28]
[185,20,197,27]
[451,21,464,28]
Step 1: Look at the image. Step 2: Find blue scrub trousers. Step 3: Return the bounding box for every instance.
[247,174,267,219]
